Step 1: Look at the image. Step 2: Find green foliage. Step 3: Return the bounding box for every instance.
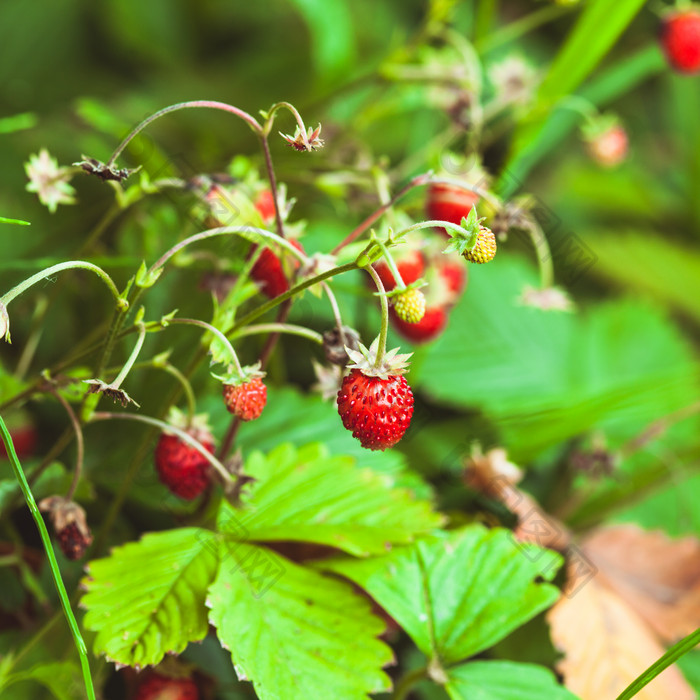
[322,526,562,666]
[220,443,442,555]
[0,661,81,700]
[82,528,219,667]
[445,661,577,700]
[209,541,392,699]
[411,256,699,461]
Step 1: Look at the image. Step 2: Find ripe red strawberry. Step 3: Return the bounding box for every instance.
[436,256,467,297]
[135,673,199,700]
[660,9,700,74]
[254,189,276,224]
[372,249,425,291]
[0,409,37,460]
[154,413,215,500]
[336,339,414,451]
[426,183,480,236]
[391,306,448,344]
[222,376,267,421]
[250,239,304,298]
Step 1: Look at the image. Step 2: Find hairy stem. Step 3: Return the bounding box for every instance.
[364,264,389,366]
[45,386,85,501]
[0,261,124,309]
[107,101,262,167]
[231,262,358,332]
[146,225,307,280]
[91,411,232,485]
[167,317,243,377]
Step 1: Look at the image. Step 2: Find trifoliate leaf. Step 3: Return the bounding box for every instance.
[445,660,577,700]
[321,526,562,666]
[207,540,392,699]
[81,528,219,668]
[1,662,82,700]
[218,442,442,556]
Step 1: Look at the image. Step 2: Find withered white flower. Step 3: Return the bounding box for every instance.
[488,55,538,106]
[25,149,77,213]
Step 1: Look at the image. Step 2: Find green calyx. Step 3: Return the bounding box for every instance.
[442,206,486,257]
[211,361,265,387]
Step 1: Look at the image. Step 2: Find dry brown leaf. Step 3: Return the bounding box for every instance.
[581,524,700,643]
[548,564,695,700]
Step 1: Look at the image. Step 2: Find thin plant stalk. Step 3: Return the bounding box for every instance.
[46,385,85,501]
[0,415,96,700]
[0,261,124,309]
[364,264,389,366]
[232,323,323,344]
[107,101,262,167]
[166,317,243,376]
[91,411,233,486]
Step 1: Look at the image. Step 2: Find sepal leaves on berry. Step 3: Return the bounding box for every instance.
[211,362,265,387]
[345,336,412,379]
[442,206,483,255]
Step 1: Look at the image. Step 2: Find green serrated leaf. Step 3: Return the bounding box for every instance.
[321,526,562,666]
[208,540,392,699]
[81,528,219,668]
[445,660,577,700]
[218,442,442,556]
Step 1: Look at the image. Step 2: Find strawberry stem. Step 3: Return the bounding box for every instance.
[233,322,323,344]
[45,383,85,501]
[90,411,234,487]
[110,322,147,389]
[331,172,432,255]
[365,264,389,366]
[0,260,124,311]
[146,225,308,281]
[376,239,407,290]
[0,416,96,700]
[166,317,244,379]
[106,101,262,168]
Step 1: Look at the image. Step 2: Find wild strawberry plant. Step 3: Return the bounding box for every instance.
[1,1,700,699]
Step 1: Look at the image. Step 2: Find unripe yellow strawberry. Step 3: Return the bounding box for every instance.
[394,288,426,324]
[462,226,497,264]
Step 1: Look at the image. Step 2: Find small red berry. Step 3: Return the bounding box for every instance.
[436,257,467,297]
[135,673,199,700]
[391,306,448,344]
[222,376,267,421]
[426,183,480,236]
[660,9,700,74]
[372,249,425,291]
[337,338,414,451]
[0,424,37,460]
[254,189,276,224]
[154,426,214,500]
[250,239,305,298]
[586,124,628,167]
[337,369,414,451]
